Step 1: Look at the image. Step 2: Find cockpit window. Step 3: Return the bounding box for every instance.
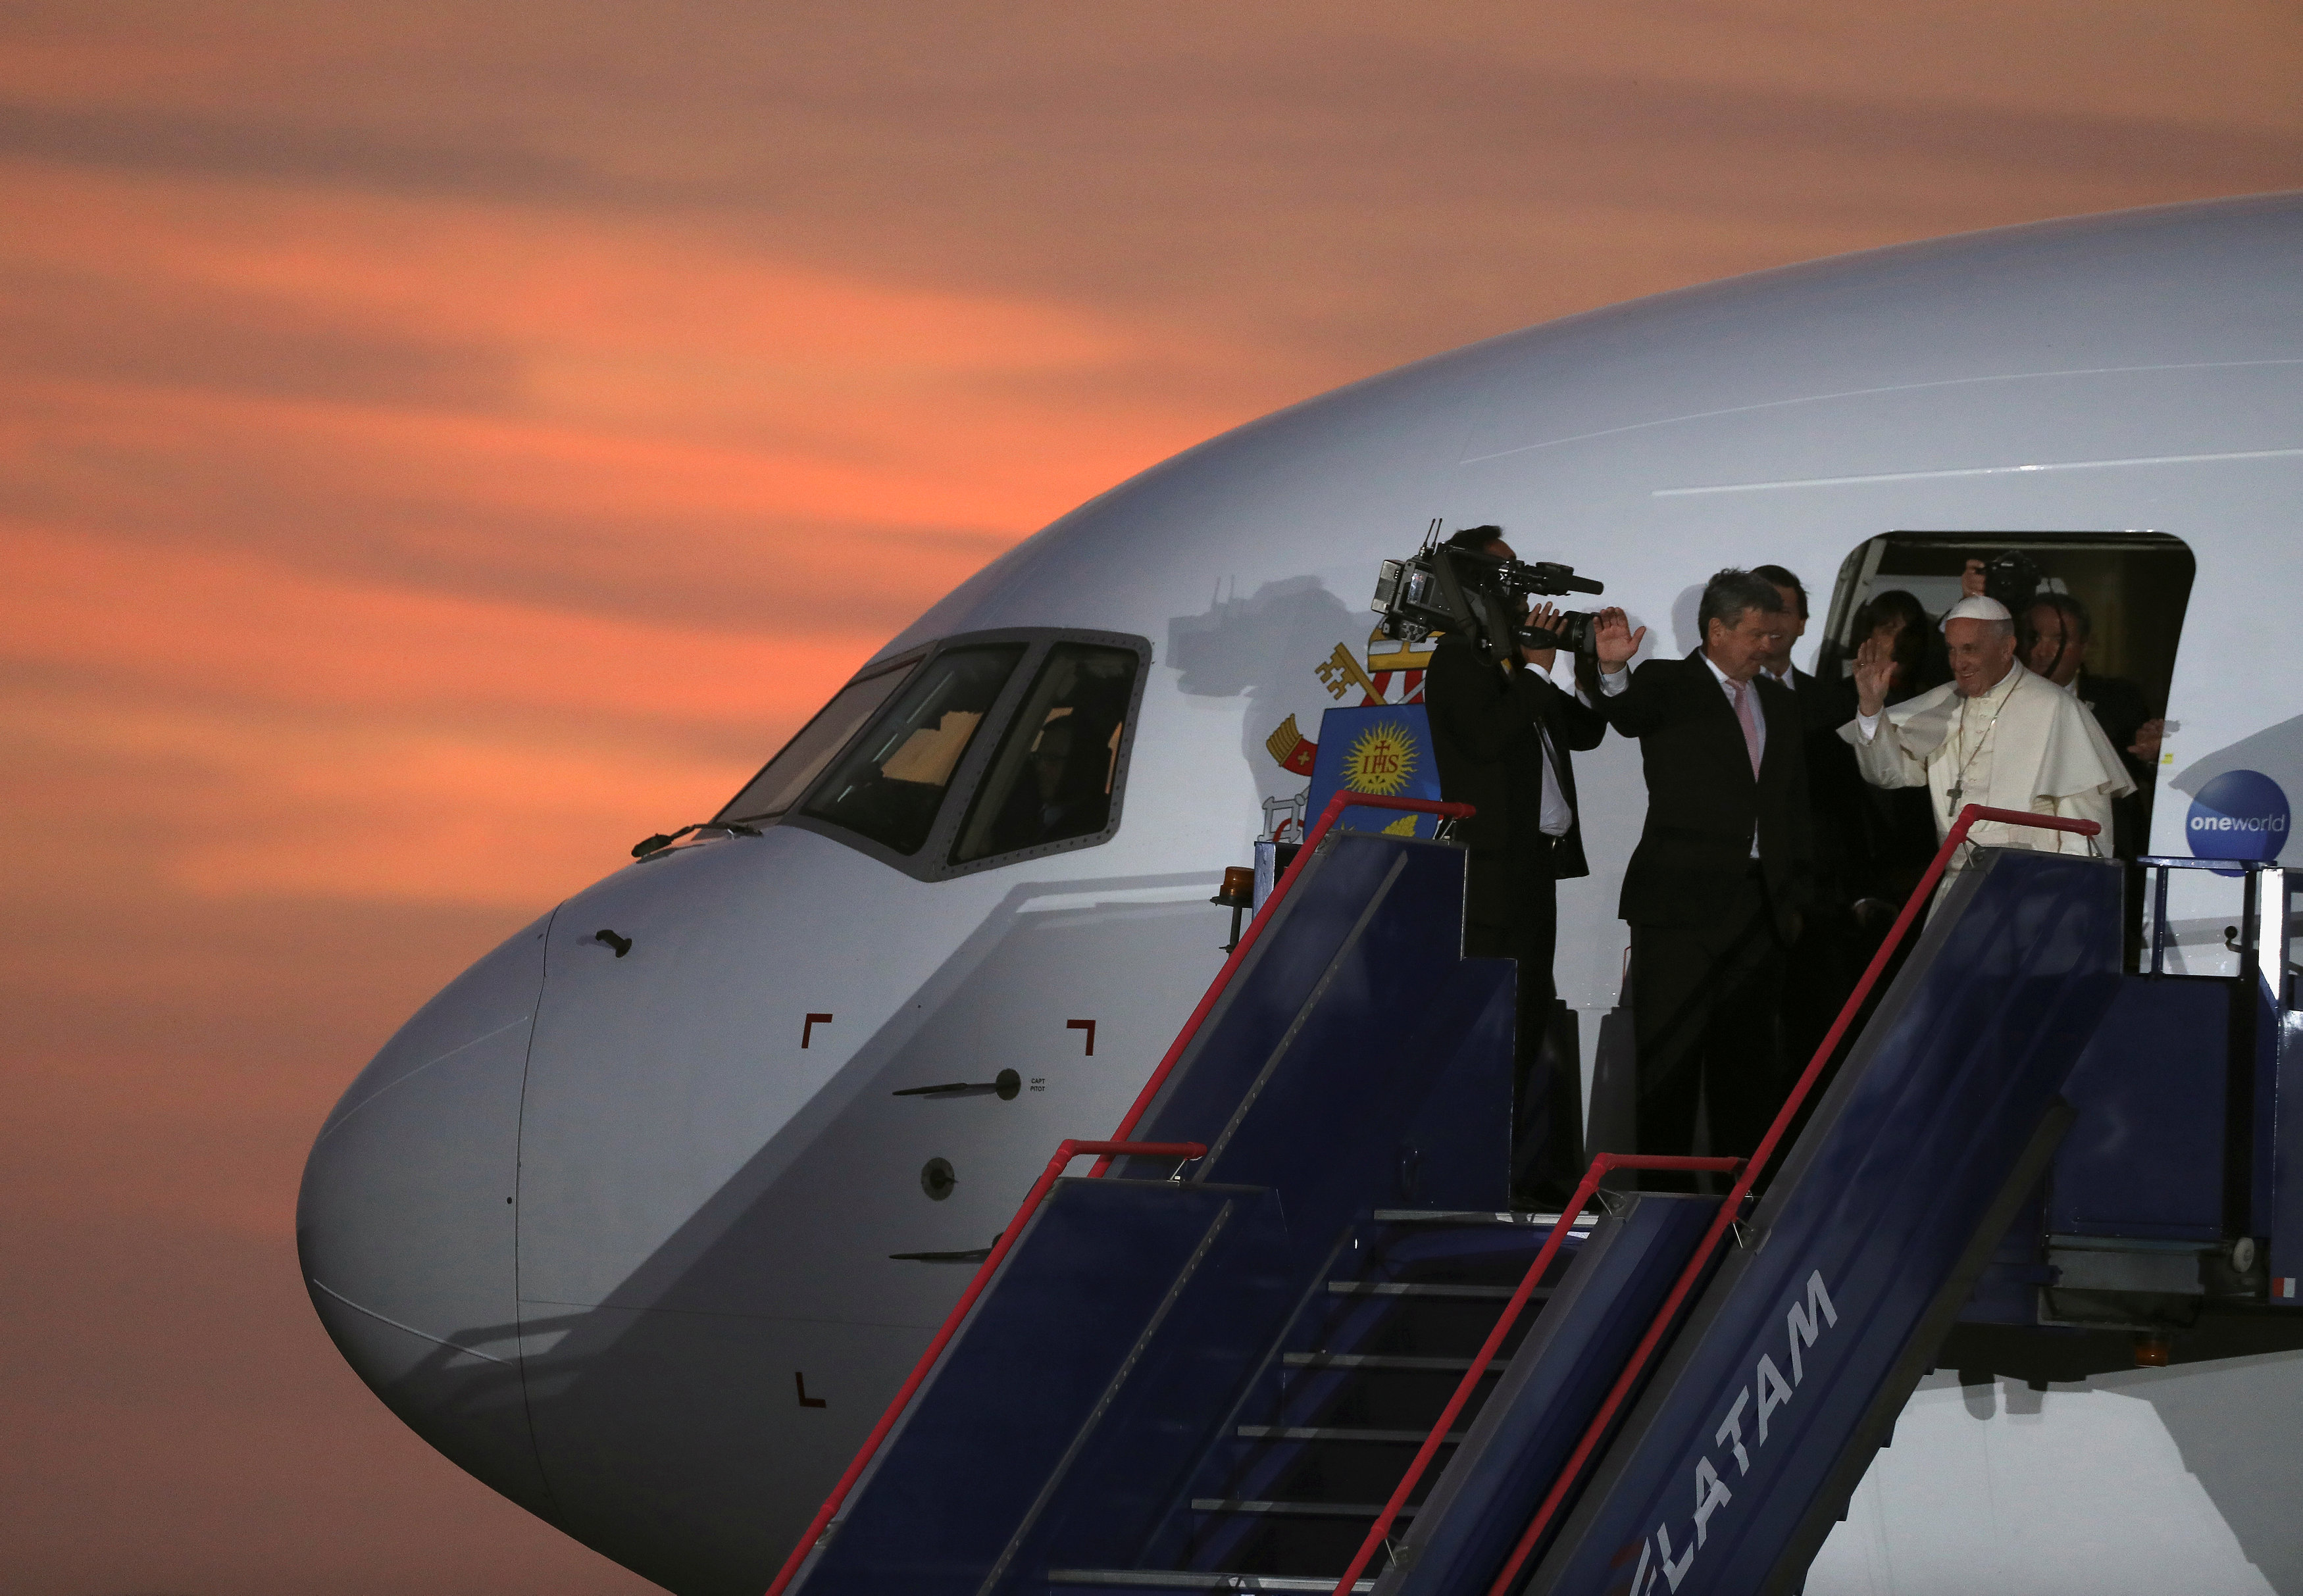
[714,659,919,826]
[952,643,1141,865]
[799,644,1026,855]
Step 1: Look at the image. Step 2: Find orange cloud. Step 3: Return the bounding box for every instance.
[2,518,870,726]
[0,159,1236,527]
[0,157,1254,916]
[0,520,864,906]
[6,687,726,907]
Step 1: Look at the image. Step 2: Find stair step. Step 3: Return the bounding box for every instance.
[1048,1572,1374,1592]
[1282,1352,1496,1372]
[1189,1498,1417,1518]
[1325,1280,1544,1301]
[1236,1425,1465,1443]
[1371,1209,1597,1228]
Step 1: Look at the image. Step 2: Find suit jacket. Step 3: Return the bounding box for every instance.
[1426,635,1607,926]
[1596,648,1813,939]
[1778,665,1876,909]
[2074,670,2158,859]
[2073,672,2156,789]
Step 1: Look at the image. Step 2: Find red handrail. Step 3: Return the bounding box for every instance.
[1327,1154,1742,1596]
[1479,803,2100,1595]
[761,1137,1207,1596]
[1090,791,1477,1174]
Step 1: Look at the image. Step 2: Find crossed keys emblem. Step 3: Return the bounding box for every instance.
[1314,642,1380,704]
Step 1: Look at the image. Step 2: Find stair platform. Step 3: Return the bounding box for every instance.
[1048,1571,1376,1591]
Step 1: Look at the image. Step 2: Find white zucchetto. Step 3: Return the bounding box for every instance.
[1938,594,2013,630]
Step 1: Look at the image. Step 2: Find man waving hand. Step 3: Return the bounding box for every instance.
[1591,571,1813,1177]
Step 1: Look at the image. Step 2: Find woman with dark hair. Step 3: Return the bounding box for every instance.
[1831,587,1941,912]
[1850,587,1935,703]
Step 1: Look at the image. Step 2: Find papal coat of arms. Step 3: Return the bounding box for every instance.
[1261,624,1443,841]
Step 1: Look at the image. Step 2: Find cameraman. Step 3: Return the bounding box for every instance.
[1425,528,1609,1207]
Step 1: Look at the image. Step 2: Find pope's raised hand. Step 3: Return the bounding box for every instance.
[1853,632,1896,716]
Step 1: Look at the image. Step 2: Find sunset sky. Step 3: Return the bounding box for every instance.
[3,5,2298,1591]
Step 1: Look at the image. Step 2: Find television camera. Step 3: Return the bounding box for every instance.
[1370,522,1607,666]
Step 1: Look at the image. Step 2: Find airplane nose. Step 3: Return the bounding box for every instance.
[297,911,559,1519]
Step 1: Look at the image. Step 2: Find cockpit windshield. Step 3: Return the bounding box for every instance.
[705,628,1146,876]
[715,658,919,826]
[799,644,1026,855]
[951,643,1140,864]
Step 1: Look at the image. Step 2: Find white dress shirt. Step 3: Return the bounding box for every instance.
[1510,660,1575,838]
[1536,719,1573,837]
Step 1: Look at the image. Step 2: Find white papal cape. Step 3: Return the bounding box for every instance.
[1838,661,2136,859]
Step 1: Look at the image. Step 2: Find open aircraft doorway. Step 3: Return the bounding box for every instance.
[1817,531,2196,947]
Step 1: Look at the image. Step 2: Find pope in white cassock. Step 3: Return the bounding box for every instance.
[1840,593,2135,871]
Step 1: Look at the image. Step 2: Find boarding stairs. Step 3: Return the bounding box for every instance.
[1074,1207,1591,1590]
[766,790,2299,1596]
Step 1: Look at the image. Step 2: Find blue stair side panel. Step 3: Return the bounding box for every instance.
[1394,972,1517,1214]
[2048,976,2231,1241]
[1116,835,1483,1182]
[2273,999,2303,1291]
[1180,947,1515,1216]
[794,1178,1291,1596]
[1526,850,2124,1596]
[1379,1193,1718,1596]
[2247,976,2279,1243]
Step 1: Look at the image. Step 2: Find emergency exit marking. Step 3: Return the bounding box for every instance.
[794,1371,826,1408]
[1067,1018,1097,1056]
[801,1012,834,1048]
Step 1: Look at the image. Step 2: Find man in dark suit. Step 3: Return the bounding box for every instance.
[2023,591,2163,859]
[1751,564,1880,1076]
[1590,569,1813,1180]
[1426,530,1609,1204]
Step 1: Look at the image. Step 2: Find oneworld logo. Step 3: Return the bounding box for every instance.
[2187,770,2290,865]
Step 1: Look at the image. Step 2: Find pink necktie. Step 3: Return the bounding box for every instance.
[1735,681,1761,777]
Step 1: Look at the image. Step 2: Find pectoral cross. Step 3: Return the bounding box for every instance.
[1946,780,1962,818]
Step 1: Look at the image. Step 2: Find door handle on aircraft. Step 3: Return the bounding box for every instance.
[888,1239,998,1263]
[893,1069,1022,1101]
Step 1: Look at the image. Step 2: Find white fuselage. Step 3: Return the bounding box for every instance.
[299,193,2303,1595]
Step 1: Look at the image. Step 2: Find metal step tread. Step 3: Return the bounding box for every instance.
[1282,1351,1495,1371]
[1236,1424,1465,1443]
[1371,1209,1598,1228]
[1188,1497,1418,1518]
[1325,1279,1544,1300]
[1048,1572,1374,1592]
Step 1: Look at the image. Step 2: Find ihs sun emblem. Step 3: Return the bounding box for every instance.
[1340,720,1417,796]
